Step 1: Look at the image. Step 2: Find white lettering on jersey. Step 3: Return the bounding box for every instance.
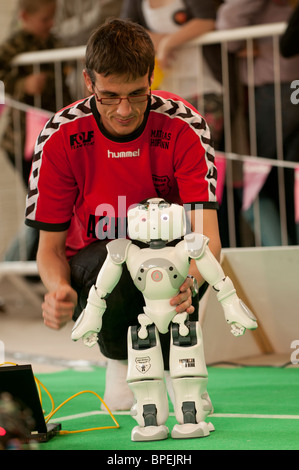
[107,149,140,158]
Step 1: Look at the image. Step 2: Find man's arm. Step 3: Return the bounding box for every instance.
[189,207,221,280]
[170,208,221,314]
[216,0,266,52]
[155,18,215,68]
[37,230,78,330]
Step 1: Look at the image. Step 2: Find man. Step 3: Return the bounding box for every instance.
[25,19,221,410]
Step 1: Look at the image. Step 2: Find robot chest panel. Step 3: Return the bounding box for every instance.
[133,256,187,295]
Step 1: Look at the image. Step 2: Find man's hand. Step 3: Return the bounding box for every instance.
[42,284,78,330]
[24,73,47,95]
[156,35,176,69]
[170,277,195,314]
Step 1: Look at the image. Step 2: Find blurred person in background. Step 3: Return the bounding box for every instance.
[0,0,72,186]
[280,1,299,57]
[217,0,299,246]
[0,0,72,261]
[121,0,225,151]
[54,0,124,46]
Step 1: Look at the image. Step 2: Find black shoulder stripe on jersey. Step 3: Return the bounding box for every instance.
[165,99,179,116]
[77,100,92,115]
[25,203,35,218]
[33,150,42,163]
[151,95,164,110]
[177,106,193,119]
[46,116,60,130]
[150,94,218,204]
[60,107,78,120]
[37,133,49,146]
[191,120,207,131]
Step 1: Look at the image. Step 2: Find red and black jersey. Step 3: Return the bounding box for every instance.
[25,91,218,258]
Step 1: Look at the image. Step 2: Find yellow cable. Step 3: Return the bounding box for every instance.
[34,376,55,419]
[45,389,120,433]
[0,362,120,434]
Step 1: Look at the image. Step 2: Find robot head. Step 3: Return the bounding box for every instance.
[127,198,186,243]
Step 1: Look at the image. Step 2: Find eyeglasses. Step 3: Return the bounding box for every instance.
[93,86,151,106]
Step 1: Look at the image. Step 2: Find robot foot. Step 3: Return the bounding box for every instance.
[131,425,169,442]
[171,421,215,439]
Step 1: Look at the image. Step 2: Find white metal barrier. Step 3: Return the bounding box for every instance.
[1,22,298,271]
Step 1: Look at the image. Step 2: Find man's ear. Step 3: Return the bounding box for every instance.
[83,69,93,94]
[149,71,154,87]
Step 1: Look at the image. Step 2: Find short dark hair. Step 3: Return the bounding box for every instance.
[85,18,155,84]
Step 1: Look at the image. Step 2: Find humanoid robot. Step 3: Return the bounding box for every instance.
[72,198,258,441]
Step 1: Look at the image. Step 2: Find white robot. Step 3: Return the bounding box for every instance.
[72,198,257,441]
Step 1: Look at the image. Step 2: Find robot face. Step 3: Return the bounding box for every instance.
[127,198,186,243]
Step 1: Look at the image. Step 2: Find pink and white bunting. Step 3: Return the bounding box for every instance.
[242,160,271,211]
[215,152,226,205]
[0,103,6,117]
[24,108,51,161]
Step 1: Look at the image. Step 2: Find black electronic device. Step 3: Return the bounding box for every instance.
[0,364,61,442]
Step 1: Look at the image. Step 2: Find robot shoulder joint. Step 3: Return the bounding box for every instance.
[184,233,209,259]
[107,238,132,265]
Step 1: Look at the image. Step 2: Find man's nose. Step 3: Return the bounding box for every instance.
[117,98,132,116]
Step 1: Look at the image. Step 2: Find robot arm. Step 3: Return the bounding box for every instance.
[184,233,258,336]
[71,239,132,346]
[214,276,257,336]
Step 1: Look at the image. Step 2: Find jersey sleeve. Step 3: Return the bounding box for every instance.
[25,121,78,231]
[173,108,218,209]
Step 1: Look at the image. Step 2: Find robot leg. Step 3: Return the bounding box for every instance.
[169,313,214,439]
[127,315,169,442]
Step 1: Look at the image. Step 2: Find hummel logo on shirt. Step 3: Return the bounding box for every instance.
[107,149,140,158]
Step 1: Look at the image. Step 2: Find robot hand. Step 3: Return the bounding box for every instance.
[71,285,106,347]
[216,277,258,337]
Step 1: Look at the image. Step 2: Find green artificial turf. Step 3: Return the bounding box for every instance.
[35,366,299,451]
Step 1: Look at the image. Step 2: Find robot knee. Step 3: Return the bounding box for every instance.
[170,317,208,379]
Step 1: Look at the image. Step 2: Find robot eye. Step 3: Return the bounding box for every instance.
[158,200,170,209]
[139,203,149,210]
[161,214,169,221]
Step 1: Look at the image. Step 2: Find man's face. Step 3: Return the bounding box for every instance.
[84,71,152,137]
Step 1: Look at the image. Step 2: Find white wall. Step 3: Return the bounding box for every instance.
[0,0,18,42]
[201,247,299,364]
